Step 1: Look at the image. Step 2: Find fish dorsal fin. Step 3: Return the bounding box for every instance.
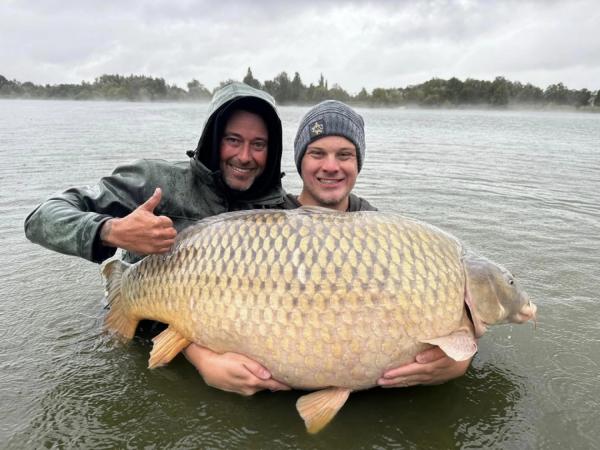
[296,387,351,434]
[148,326,191,369]
[420,327,478,361]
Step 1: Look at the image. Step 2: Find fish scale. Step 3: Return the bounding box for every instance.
[102,207,536,433]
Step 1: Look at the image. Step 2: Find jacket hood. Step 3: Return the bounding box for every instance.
[188,82,283,200]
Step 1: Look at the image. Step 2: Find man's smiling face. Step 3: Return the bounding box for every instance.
[219,110,268,191]
[298,135,358,211]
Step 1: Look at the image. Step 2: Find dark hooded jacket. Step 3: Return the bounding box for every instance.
[24,82,287,264]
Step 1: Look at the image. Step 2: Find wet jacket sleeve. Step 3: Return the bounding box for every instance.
[24,160,157,263]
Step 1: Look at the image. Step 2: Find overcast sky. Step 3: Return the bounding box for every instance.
[2,0,598,93]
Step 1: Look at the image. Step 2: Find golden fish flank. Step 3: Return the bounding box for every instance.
[102,208,537,434]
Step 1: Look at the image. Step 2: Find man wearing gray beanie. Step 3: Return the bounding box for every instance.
[283,100,375,212]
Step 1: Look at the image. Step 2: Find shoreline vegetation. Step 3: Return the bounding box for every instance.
[1,68,598,110]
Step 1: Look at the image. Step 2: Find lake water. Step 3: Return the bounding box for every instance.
[1,99,599,449]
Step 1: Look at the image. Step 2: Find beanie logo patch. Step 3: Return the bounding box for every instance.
[309,120,325,138]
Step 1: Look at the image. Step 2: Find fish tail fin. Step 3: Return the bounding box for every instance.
[148,326,191,369]
[296,387,351,434]
[101,256,138,340]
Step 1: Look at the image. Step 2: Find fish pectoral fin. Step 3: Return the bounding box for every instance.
[296,387,351,434]
[420,328,478,361]
[148,326,191,369]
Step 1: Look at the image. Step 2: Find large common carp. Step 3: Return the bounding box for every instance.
[102,208,537,433]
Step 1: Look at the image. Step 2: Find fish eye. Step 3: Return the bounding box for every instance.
[504,272,515,286]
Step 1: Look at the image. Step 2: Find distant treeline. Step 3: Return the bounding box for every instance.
[1,68,598,109]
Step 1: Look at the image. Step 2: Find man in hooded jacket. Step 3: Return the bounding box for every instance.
[24,82,287,265]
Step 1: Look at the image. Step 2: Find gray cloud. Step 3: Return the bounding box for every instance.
[1,0,598,92]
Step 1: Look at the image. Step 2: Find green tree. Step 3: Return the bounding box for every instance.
[570,88,591,107]
[513,82,544,104]
[446,77,463,105]
[318,73,325,89]
[167,84,188,101]
[304,74,328,103]
[290,72,305,103]
[242,68,261,89]
[186,79,211,100]
[328,83,351,102]
[371,88,396,106]
[0,76,21,97]
[420,78,448,106]
[544,83,569,105]
[355,87,370,103]
[264,71,293,104]
[403,84,424,104]
[460,78,489,104]
[489,76,510,106]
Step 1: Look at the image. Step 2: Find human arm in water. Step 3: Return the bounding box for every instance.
[183,344,291,396]
[377,346,472,387]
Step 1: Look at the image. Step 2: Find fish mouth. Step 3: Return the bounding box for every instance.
[514,301,537,328]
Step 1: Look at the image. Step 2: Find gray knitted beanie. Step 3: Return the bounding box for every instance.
[294,100,365,173]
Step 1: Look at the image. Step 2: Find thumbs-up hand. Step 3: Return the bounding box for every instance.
[100,187,177,255]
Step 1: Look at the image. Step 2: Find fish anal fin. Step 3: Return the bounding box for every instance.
[148,326,191,369]
[296,387,351,434]
[421,328,478,361]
